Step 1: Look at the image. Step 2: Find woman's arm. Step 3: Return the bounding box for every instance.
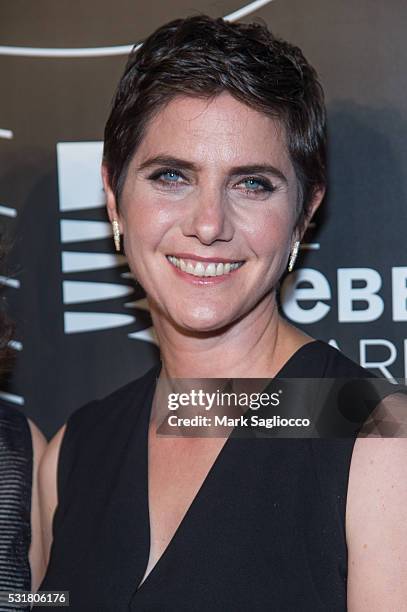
[37,424,66,576]
[346,393,407,611]
[26,418,47,592]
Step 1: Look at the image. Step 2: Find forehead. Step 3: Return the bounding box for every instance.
[134,92,293,173]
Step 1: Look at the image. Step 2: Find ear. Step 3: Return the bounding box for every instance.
[101,163,123,233]
[296,185,325,242]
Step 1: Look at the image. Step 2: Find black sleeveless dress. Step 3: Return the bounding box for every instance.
[37,340,406,611]
[0,403,32,612]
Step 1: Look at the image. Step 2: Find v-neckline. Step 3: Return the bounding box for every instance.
[133,339,322,595]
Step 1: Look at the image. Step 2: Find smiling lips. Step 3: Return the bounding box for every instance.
[166,255,245,278]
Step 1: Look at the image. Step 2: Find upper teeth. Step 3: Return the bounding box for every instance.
[167,256,243,277]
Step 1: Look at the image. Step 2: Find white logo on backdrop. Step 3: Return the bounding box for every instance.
[0,0,274,58]
[281,267,407,381]
[57,142,157,344]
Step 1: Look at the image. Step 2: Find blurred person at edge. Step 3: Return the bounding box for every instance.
[37,14,407,612]
[0,241,47,606]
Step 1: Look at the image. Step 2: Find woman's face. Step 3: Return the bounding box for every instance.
[105,92,308,332]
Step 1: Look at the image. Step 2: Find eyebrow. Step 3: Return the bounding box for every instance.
[135,155,288,184]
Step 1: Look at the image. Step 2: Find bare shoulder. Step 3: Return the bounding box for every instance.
[346,392,407,611]
[39,423,67,490]
[26,418,48,591]
[38,424,67,570]
[27,418,48,459]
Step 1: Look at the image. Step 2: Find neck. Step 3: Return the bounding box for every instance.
[149,291,306,379]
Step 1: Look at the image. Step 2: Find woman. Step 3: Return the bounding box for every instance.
[0,242,47,606]
[37,15,407,611]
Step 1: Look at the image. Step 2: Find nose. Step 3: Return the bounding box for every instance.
[181,185,234,245]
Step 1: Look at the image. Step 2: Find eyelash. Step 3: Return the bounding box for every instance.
[147,168,276,196]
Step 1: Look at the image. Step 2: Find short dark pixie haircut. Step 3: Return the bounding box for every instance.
[103,14,326,229]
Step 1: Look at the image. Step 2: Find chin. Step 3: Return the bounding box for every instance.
[175,308,233,334]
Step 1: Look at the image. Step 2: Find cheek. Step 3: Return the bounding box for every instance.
[122,199,174,252]
[242,205,294,257]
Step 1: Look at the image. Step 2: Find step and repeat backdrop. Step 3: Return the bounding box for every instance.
[1,0,406,437]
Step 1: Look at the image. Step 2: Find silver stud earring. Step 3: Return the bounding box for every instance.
[112,219,121,252]
[288,240,300,272]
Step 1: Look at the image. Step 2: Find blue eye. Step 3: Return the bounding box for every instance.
[147,168,186,189]
[239,177,274,195]
[244,178,262,190]
[162,170,181,182]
